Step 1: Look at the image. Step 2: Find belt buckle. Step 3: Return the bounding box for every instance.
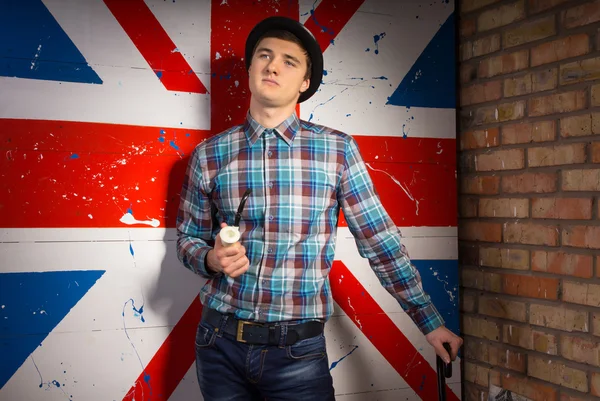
[236,320,260,343]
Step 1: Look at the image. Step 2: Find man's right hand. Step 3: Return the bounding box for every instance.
[206,223,250,278]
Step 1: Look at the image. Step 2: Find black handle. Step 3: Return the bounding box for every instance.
[436,342,452,401]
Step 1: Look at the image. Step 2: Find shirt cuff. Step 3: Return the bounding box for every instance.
[408,303,445,335]
[195,247,221,278]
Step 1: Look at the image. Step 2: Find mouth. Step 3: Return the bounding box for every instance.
[262,78,279,86]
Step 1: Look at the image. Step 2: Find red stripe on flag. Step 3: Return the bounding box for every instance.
[303,0,366,53]
[122,297,202,401]
[104,0,208,94]
[0,119,455,228]
[330,261,460,401]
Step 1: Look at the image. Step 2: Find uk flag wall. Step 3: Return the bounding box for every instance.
[0,1,460,400]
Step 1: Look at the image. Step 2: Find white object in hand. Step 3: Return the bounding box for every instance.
[220,226,241,247]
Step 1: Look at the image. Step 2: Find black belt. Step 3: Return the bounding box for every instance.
[203,308,324,346]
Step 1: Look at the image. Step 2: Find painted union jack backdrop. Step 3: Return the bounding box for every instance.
[0,0,460,400]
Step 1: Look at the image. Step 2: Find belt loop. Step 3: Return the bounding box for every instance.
[217,313,228,338]
[278,324,288,348]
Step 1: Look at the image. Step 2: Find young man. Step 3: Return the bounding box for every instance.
[177,16,462,401]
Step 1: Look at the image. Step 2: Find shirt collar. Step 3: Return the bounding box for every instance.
[243,111,300,147]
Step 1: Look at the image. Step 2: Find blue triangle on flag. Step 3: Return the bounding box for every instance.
[386,13,455,109]
[0,270,105,389]
[0,0,102,84]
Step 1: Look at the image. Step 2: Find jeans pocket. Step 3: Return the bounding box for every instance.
[286,333,326,360]
[195,322,217,349]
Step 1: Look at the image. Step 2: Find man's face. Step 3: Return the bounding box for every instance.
[248,37,310,108]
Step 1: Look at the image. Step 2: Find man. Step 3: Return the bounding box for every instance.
[177,16,462,401]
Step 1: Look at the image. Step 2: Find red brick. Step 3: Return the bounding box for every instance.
[476,149,524,171]
[560,113,600,137]
[528,90,587,117]
[503,325,558,354]
[480,198,529,218]
[460,17,477,38]
[562,169,600,191]
[528,355,588,392]
[479,50,529,78]
[562,281,600,307]
[464,340,526,372]
[595,312,600,337]
[460,63,477,84]
[529,303,589,332]
[478,1,525,32]
[563,226,600,249]
[501,273,560,299]
[464,361,490,387]
[473,34,501,58]
[532,198,592,219]
[593,372,600,397]
[479,296,527,321]
[470,101,526,126]
[503,16,556,49]
[502,121,555,144]
[561,56,600,85]
[461,0,501,13]
[561,335,600,367]
[459,196,478,217]
[459,221,502,242]
[480,247,529,270]
[501,372,558,401]
[504,222,558,246]
[462,268,484,289]
[593,83,600,106]
[532,251,593,278]
[593,142,600,163]
[561,392,593,401]
[562,0,600,29]
[460,81,502,106]
[463,315,500,340]
[461,127,500,149]
[504,69,557,97]
[529,0,569,14]
[460,291,477,313]
[528,143,586,167]
[531,34,590,67]
[502,172,557,193]
[462,175,500,194]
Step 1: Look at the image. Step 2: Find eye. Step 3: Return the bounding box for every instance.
[259,54,269,59]
[285,60,296,67]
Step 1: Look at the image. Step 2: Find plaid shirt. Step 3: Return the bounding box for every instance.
[176,112,444,334]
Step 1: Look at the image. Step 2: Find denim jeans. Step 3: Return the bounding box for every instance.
[194,313,336,401]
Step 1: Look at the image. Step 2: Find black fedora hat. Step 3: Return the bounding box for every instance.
[245,16,323,103]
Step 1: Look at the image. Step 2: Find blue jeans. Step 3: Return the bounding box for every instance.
[194,313,336,401]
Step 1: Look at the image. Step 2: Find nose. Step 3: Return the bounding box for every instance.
[265,59,279,75]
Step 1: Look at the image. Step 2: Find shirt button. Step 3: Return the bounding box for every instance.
[268,151,273,157]
[268,182,273,188]
[268,248,273,253]
[262,279,267,285]
[268,215,274,221]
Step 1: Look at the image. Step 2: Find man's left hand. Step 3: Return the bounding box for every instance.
[425,326,463,364]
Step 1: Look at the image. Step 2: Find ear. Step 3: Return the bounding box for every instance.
[299,78,310,93]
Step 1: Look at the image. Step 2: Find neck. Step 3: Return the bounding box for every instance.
[249,97,296,128]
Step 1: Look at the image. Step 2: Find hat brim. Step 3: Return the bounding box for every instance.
[245,17,323,103]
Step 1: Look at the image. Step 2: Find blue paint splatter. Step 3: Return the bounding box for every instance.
[185,133,190,137]
[323,69,328,76]
[419,374,426,391]
[155,71,163,79]
[129,243,135,257]
[160,130,165,135]
[346,114,351,117]
[158,137,165,143]
[308,95,336,122]
[123,298,145,323]
[70,154,79,159]
[402,124,409,139]
[122,297,152,396]
[372,76,388,80]
[365,48,370,52]
[309,1,335,38]
[169,140,180,151]
[330,345,359,370]
[373,32,386,55]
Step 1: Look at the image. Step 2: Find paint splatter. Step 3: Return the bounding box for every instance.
[70,154,79,159]
[373,32,386,54]
[30,44,42,70]
[120,212,160,228]
[309,0,335,39]
[365,163,419,215]
[155,71,163,80]
[429,267,457,304]
[308,95,336,122]
[122,297,153,396]
[372,76,388,80]
[330,345,359,370]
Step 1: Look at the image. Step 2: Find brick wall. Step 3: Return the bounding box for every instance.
[458,0,600,400]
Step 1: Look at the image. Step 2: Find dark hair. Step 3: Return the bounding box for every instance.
[251,30,312,80]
